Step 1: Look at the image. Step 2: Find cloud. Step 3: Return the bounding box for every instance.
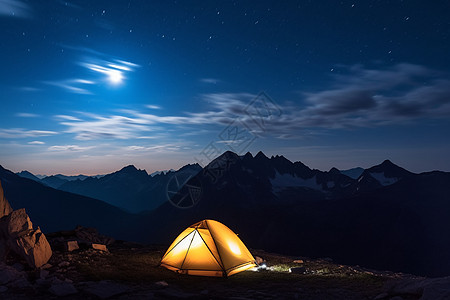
[0,129,57,138]
[146,105,162,110]
[48,145,93,152]
[56,64,450,141]
[54,115,81,121]
[44,79,93,95]
[16,113,39,118]
[125,144,182,152]
[200,78,220,84]
[28,141,45,145]
[60,114,152,140]
[80,57,139,86]
[297,63,450,127]
[0,0,31,18]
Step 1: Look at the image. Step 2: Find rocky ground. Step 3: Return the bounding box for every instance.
[1,228,449,299]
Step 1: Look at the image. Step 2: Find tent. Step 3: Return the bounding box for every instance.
[160,219,257,277]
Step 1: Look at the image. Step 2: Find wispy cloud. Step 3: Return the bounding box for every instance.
[44,79,93,95]
[0,129,57,138]
[48,145,94,152]
[55,64,450,141]
[44,46,140,94]
[125,144,182,152]
[60,114,152,140]
[28,141,45,145]
[146,105,162,110]
[200,78,220,84]
[54,115,82,121]
[16,113,39,118]
[0,0,31,18]
[80,57,139,86]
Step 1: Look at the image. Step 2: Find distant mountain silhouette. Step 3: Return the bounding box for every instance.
[6,152,450,277]
[339,167,364,179]
[16,170,41,182]
[58,164,202,213]
[139,151,450,277]
[1,165,137,241]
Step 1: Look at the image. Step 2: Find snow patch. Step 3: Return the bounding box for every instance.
[370,172,398,186]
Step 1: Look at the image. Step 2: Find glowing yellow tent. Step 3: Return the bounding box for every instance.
[160,219,257,277]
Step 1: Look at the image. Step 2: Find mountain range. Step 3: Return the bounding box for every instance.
[3,150,450,277]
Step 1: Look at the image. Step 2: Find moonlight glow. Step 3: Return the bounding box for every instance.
[107,70,123,85]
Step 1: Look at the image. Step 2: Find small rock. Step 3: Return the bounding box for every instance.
[374,292,389,299]
[58,261,70,267]
[0,264,24,285]
[0,285,7,293]
[290,267,306,274]
[92,244,107,251]
[35,278,49,286]
[9,277,31,288]
[83,280,129,299]
[293,260,304,264]
[390,297,404,300]
[200,289,209,295]
[12,263,24,272]
[66,240,79,252]
[155,280,169,287]
[49,282,78,296]
[40,269,49,279]
[157,288,196,299]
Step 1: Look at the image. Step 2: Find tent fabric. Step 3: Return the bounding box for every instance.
[160,219,257,277]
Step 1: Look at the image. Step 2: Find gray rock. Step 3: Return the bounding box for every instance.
[157,288,196,299]
[420,277,450,300]
[0,263,24,285]
[40,269,49,279]
[374,292,389,299]
[155,280,168,287]
[385,276,450,300]
[12,263,24,271]
[58,261,70,267]
[83,280,129,299]
[49,282,78,296]
[8,277,31,288]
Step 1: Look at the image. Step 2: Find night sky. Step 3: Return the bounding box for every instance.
[1,0,450,175]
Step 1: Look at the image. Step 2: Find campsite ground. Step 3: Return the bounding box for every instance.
[1,241,423,299]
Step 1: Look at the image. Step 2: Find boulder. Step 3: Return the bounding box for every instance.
[66,240,79,252]
[1,209,33,236]
[0,181,12,218]
[0,207,52,268]
[92,243,107,251]
[8,225,52,268]
[75,226,115,245]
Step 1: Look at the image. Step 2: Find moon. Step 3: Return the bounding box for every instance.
[107,70,123,85]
